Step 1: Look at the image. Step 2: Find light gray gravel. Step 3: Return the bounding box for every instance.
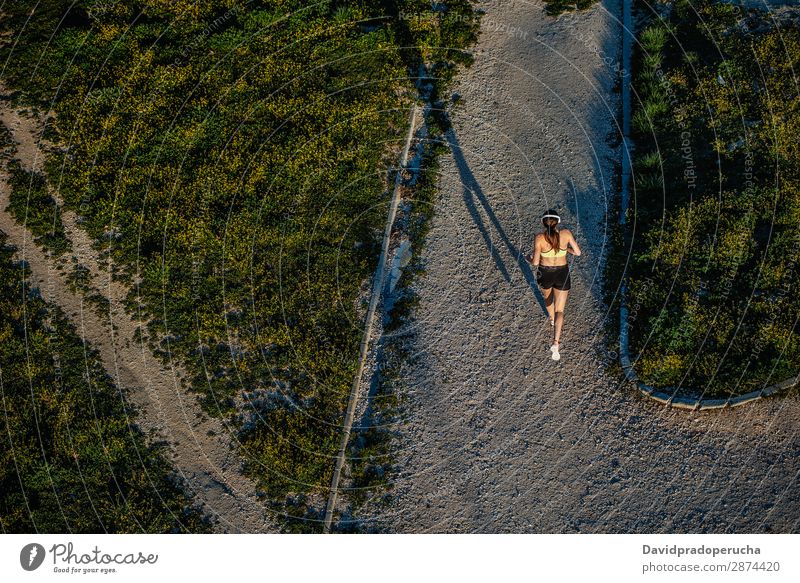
[371,0,800,533]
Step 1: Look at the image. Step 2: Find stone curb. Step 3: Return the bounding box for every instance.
[620,283,798,410]
[322,105,420,532]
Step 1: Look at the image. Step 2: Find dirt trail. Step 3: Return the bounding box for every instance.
[0,92,273,533]
[376,0,800,533]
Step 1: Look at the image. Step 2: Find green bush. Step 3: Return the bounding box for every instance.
[0,0,479,530]
[6,162,70,256]
[0,237,208,532]
[543,0,599,16]
[621,1,800,396]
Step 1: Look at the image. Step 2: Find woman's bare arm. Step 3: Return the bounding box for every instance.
[532,234,542,266]
[526,234,542,265]
[567,230,582,256]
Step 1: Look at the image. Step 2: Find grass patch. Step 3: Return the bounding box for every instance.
[0,0,480,531]
[6,161,70,256]
[543,0,600,17]
[0,235,209,532]
[617,0,800,398]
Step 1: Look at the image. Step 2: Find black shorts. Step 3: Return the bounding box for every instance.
[536,264,571,291]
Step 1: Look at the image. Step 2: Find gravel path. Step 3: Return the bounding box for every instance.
[375,0,800,533]
[0,91,273,533]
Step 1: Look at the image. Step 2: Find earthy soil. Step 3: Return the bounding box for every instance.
[371,0,800,533]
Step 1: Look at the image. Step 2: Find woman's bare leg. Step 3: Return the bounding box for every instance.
[542,287,555,324]
[552,288,569,345]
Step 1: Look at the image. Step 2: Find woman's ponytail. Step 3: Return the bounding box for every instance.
[541,209,561,253]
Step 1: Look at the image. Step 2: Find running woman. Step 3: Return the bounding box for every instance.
[525,209,581,361]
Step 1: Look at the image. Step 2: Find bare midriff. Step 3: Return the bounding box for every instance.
[540,254,568,267]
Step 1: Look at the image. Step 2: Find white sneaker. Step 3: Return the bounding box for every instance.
[550,344,560,361]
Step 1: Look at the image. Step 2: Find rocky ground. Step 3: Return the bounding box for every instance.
[370,0,800,533]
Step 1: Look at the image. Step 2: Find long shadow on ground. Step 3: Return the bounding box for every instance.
[446,128,547,315]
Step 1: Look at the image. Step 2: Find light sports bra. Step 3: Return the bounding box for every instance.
[541,246,568,258]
